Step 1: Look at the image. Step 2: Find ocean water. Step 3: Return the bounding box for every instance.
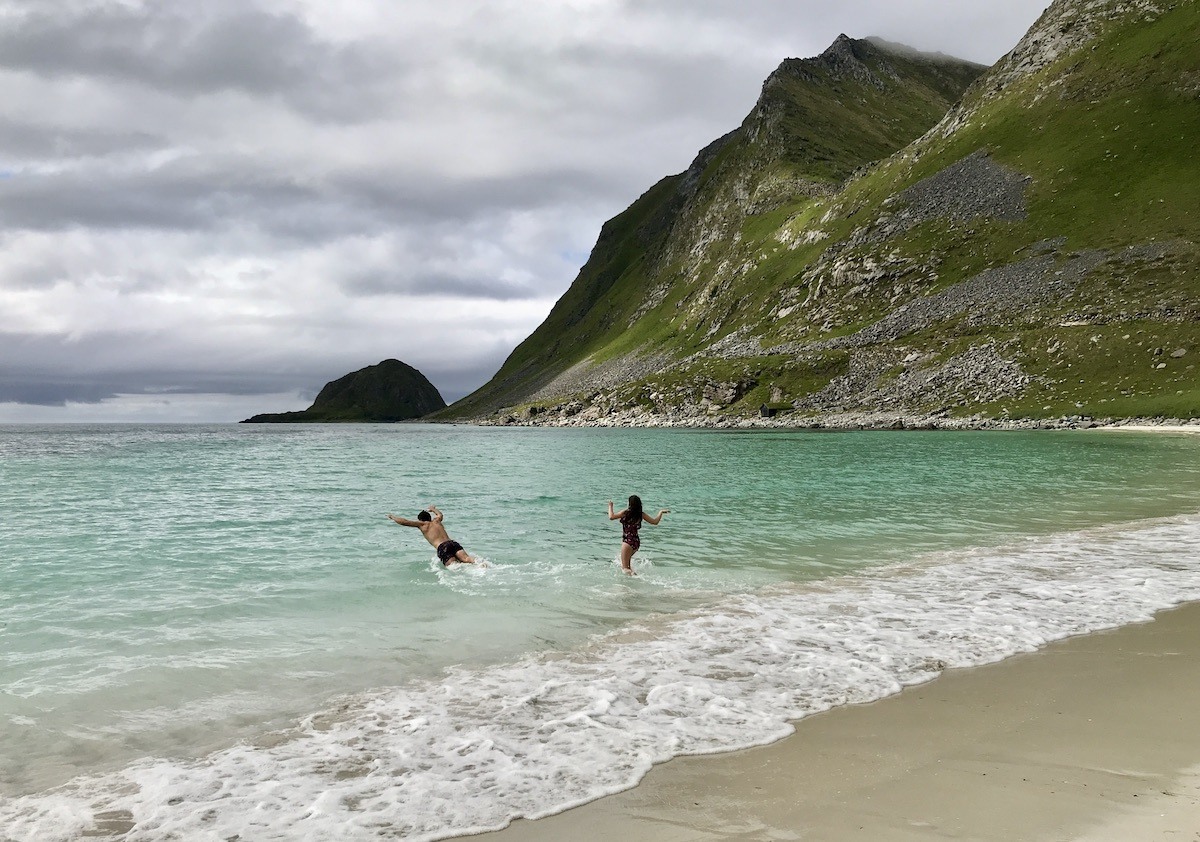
[2,423,1199,840]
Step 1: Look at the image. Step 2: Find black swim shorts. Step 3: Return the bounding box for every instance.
[436,540,463,565]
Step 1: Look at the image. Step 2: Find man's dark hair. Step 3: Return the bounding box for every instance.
[417,510,432,522]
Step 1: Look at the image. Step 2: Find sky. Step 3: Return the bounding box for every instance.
[0,0,1053,422]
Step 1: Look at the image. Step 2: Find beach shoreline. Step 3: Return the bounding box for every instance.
[1091,423,1200,435]
[458,408,1200,432]
[465,602,1200,841]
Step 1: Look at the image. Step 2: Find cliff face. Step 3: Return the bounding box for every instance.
[243,359,446,423]
[449,0,1199,426]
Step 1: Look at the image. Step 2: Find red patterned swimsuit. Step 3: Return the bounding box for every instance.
[621,514,641,551]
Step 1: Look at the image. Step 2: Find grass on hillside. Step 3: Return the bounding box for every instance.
[981,321,1198,418]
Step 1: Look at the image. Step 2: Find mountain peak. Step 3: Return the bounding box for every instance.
[818,32,865,63]
[762,35,872,88]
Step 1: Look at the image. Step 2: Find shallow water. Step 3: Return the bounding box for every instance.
[1,424,1198,839]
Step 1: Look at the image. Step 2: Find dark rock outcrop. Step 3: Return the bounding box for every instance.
[242,359,445,423]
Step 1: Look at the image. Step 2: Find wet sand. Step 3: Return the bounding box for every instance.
[466,602,1200,841]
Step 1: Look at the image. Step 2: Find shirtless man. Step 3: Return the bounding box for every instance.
[387,505,476,565]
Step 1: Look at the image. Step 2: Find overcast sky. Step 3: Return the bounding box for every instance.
[0,0,1052,422]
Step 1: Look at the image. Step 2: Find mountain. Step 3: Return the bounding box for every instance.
[445,0,1199,426]
[242,359,446,423]
[444,35,986,420]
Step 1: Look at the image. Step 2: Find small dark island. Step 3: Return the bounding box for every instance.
[242,359,446,423]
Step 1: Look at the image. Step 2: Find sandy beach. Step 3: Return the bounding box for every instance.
[468,602,1200,841]
[1094,424,1200,435]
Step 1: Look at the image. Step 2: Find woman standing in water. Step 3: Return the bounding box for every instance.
[607,495,669,575]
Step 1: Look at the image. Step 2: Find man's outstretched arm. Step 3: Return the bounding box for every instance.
[388,514,421,527]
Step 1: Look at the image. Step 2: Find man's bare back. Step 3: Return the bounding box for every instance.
[388,505,476,565]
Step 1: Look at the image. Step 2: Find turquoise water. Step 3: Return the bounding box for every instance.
[2,424,1199,840]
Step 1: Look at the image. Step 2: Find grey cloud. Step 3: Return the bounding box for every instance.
[0,373,308,407]
[419,360,512,404]
[0,4,395,121]
[0,5,784,246]
[0,155,623,242]
[336,167,624,228]
[0,168,222,232]
[0,117,165,160]
[0,325,517,407]
[469,38,761,117]
[527,49,766,152]
[0,362,498,408]
[0,330,342,404]
[0,165,345,235]
[0,376,119,406]
[625,0,1052,65]
[0,248,73,291]
[341,268,538,302]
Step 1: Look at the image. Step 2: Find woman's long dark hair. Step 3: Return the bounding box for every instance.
[621,494,643,525]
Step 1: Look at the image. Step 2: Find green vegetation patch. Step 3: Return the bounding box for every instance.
[987,321,1199,419]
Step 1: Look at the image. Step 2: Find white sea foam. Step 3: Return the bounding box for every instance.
[3,513,1200,841]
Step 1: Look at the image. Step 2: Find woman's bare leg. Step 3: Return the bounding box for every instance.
[620,542,636,575]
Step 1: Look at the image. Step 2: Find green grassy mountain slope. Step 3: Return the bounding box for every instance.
[450,0,1199,425]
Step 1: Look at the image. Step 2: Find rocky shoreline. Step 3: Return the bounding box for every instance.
[470,408,1199,432]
